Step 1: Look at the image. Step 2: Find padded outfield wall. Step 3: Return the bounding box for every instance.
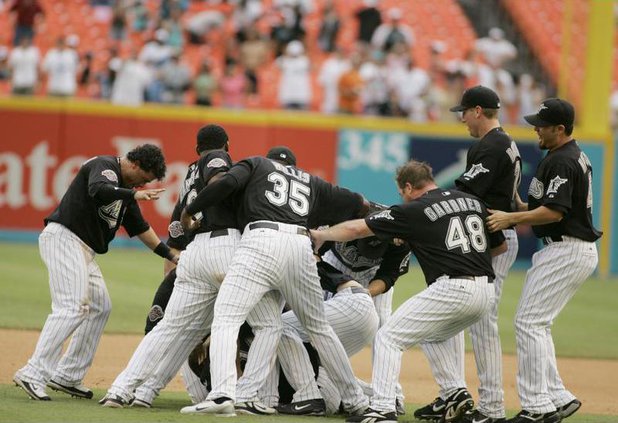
[0,98,613,276]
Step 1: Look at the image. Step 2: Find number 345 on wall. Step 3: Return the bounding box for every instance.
[337,131,409,173]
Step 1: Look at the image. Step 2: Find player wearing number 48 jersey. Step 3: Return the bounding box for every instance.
[310,160,507,423]
[487,98,601,423]
[416,86,522,423]
[179,147,370,416]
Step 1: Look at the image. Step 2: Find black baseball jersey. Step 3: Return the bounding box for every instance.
[316,260,355,294]
[166,162,199,250]
[527,140,602,242]
[366,188,504,285]
[225,157,364,228]
[455,127,522,213]
[45,156,150,254]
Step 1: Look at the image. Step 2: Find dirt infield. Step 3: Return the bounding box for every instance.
[2,328,617,415]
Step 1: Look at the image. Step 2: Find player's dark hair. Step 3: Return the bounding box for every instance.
[127,144,167,180]
[396,160,434,190]
[482,108,499,119]
[196,124,229,153]
[563,124,573,136]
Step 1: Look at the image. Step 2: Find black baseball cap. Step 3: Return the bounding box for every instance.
[266,146,297,166]
[449,85,501,112]
[524,98,574,128]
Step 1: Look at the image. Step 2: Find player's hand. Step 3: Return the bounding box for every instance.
[180,208,199,232]
[309,229,326,253]
[134,188,165,201]
[392,238,405,246]
[170,254,180,265]
[486,209,512,232]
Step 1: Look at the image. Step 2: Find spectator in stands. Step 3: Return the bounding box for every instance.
[277,40,311,110]
[269,10,296,57]
[8,35,39,95]
[318,47,350,114]
[130,0,150,34]
[516,73,545,125]
[317,0,340,53]
[185,10,225,45]
[371,7,414,53]
[231,0,263,42]
[79,51,94,88]
[355,0,381,45]
[274,0,312,43]
[9,0,45,46]
[239,25,269,96]
[0,46,9,81]
[110,2,128,42]
[111,49,151,106]
[164,7,185,50]
[161,52,191,104]
[475,27,517,69]
[396,57,431,122]
[98,46,122,99]
[193,60,217,106]
[42,36,79,97]
[359,49,390,116]
[338,52,364,114]
[385,40,411,91]
[139,28,173,67]
[219,60,247,109]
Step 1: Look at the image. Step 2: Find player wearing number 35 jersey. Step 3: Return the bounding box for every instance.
[310,160,506,423]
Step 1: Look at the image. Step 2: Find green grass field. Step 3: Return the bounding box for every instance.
[1,241,618,423]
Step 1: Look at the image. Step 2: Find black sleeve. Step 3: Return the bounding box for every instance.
[144,268,176,334]
[316,261,355,294]
[309,179,364,227]
[167,200,189,250]
[122,200,150,237]
[87,160,135,203]
[186,161,252,215]
[455,145,502,198]
[365,205,416,241]
[198,151,232,184]
[489,229,506,249]
[372,243,411,292]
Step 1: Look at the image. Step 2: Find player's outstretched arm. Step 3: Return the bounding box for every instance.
[134,188,165,201]
[137,227,180,264]
[310,219,374,252]
[486,206,563,232]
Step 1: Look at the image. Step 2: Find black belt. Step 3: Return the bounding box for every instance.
[210,229,230,238]
[249,222,309,237]
[542,235,563,245]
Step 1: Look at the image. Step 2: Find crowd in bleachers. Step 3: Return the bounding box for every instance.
[0,0,566,124]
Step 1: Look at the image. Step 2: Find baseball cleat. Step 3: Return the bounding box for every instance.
[235,400,277,415]
[345,408,398,423]
[47,379,93,399]
[442,388,474,423]
[395,398,406,416]
[460,409,506,423]
[556,399,581,419]
[13,376,51,401]
[506,410,562,423]
[180,397,235,416]
[414,396,446,420]
[99,394,128,408]
[130,398,152,408]
[277,398,326,416]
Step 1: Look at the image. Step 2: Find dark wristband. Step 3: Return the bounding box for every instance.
[154,242,176,261]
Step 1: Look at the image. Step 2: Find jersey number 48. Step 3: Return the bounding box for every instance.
[445,215,487,253]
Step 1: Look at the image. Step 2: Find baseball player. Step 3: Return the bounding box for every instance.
[487,98,601,423]
[99,125,243,408]
[311,160,506,423]
[415,85,522,423]
[179,146,370,416]
[13,144,172,401]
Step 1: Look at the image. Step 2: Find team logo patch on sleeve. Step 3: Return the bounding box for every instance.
[528,177,544,199]
[369,210,394,220]
[463,163,490,180]
[207,158,227,168]
[168,221,184,238]
[546,175,568,196]
[101,169,118,182]
[148,305,164,322]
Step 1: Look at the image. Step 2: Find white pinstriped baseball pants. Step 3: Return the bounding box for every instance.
[108,230,240,402]
[16,222,112,387]
[207,221,368,412]
[422,229,519,417]
[370,277,494,413]
[515,237,597,413]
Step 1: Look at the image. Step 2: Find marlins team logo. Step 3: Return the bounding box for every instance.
[369,210,394,221]
[101,169,118,182]
[462,163,489,180]
[528,177,544,199]
[168,221,184,238]
[546,175,568,196]
[98,200,122,229]
[148,305,164,322]
[207,158,227,168]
